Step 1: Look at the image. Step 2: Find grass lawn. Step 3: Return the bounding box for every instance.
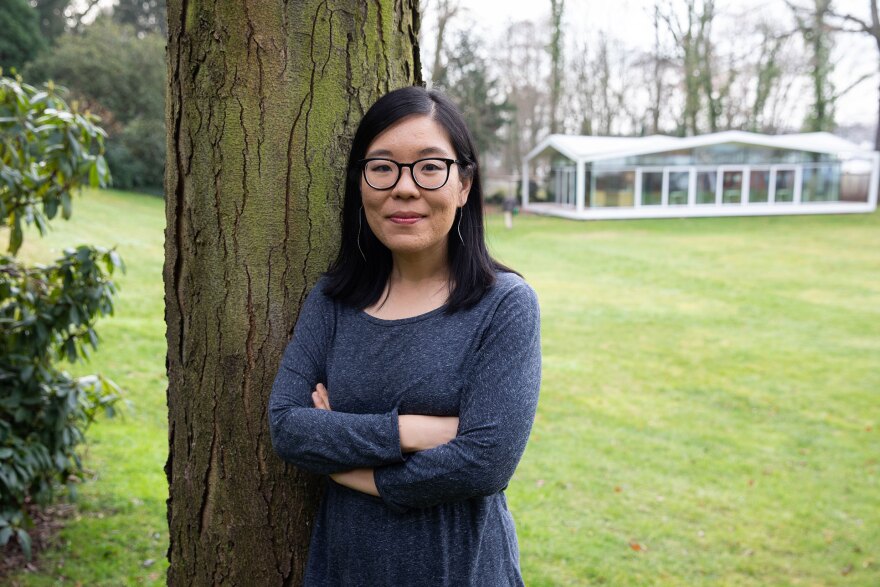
[5,188,880,586]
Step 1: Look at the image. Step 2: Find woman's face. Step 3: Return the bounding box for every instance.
[360,115,471,260]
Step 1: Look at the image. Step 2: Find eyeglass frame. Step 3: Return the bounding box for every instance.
[357,157,463,191]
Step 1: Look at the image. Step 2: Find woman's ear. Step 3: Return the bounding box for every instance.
[457,175,472,207]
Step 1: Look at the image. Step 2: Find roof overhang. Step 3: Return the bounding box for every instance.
[525,130,873,165]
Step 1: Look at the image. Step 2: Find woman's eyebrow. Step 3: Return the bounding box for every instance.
[365,146,452,158]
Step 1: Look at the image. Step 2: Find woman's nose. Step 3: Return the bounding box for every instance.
[392,167,420,197]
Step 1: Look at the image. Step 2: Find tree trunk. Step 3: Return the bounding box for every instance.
[875,78,880,152]
[163,2,420,585]
[548,0,564,134]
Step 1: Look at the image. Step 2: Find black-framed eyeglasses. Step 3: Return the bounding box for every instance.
[358,157,461,190]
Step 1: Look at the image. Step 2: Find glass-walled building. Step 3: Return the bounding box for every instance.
[522,131,878,220]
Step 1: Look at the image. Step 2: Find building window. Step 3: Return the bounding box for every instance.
[749,169,770,203]
[802,164,841,202]
[668,171,690,205]
[774,169,796,202]
[841,160,871,203]
[696,171,717,204]
[641,171,663,206]
[593,171,635,207]
[722,169,744,204]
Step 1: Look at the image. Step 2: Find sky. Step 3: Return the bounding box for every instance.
[419,0,877,127]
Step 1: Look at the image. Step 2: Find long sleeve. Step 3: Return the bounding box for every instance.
[372,281,542,513]
[268,280,406,475]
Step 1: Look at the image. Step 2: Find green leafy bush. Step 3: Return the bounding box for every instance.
[1,74,124,560]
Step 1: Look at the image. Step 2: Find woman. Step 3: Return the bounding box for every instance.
[268,86,541,586]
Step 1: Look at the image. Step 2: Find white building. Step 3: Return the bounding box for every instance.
[521,131,879,220]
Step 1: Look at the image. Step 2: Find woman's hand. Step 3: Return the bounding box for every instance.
[398,415,459,453]
[311,383,457,453]
[330,468,379,497]
[312,382,331,410]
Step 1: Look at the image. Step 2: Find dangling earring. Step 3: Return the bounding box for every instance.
[457,206,465,247]
[357,205,367,261]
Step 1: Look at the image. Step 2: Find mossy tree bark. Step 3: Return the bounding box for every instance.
[163,2,420,584]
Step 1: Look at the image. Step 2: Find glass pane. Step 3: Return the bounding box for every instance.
[696,171,717,204]
[594,171,635,207]
[749,169,770,203]
[841,167,870,203]
[668,171,690,205]
[802,165,840,202]
[641,171,663,206]
[722,170,743,204]
[774,169,795,202]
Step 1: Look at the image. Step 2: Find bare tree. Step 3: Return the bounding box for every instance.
[829,0,880,149]
[660,0,716,135]
[568,40,595,135]
[496,20,549,172]
[788,0,838,131]
[548,0,565,134]
[430,0,459,86]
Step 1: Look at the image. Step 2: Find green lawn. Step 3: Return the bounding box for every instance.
[6,189,880,586]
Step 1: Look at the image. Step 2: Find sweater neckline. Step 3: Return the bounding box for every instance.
[356,303,449,326]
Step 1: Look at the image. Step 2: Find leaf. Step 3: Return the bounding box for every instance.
[89,162,99,187]
[10,213,23,254]
[61,191,72,219]
[15,528,32,560]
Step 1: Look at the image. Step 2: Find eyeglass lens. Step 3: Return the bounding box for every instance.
[364,159,450,190]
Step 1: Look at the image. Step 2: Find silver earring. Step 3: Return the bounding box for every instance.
[457,207,465,246]
[357,205,367,261]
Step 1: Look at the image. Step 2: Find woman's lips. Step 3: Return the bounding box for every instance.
[389,215,424,225]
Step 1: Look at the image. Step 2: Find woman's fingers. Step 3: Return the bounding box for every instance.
[318,383,331,410]
[312,383,331,410]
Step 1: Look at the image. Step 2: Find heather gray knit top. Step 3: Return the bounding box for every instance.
[268,270,541,586]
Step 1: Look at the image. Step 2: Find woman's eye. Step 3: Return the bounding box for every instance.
[420,163,441,172]
[370,164,393,173]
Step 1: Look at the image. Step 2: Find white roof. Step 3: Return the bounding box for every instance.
[526,130,871,163]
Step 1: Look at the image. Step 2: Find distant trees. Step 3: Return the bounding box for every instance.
[420,0,875,178]
[548,0,565,134]
[25,18,166,191]
[434,30,510,159]
[112,0,167,36]
[790,0,838,132]
[0,0,46,72]
[828,0,880,149]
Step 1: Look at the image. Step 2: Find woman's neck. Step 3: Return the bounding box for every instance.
[389,242,450,286]
[363,243,452,318]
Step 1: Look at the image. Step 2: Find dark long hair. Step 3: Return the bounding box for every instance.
[322,86,519,313]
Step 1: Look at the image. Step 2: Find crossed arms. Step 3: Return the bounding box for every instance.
[267,282,541,513]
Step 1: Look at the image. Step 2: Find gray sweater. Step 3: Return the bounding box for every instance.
[268,270,542,586]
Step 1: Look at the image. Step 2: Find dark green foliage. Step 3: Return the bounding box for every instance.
[794,0,836,132]
[0,0,47,72]
[113,0,167,36]
[24,18,165,125]
[31,0,69,45]
[105,116,165,192]
[0,74,124,560]
[23,18,166,192]
[434,30,511,158]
